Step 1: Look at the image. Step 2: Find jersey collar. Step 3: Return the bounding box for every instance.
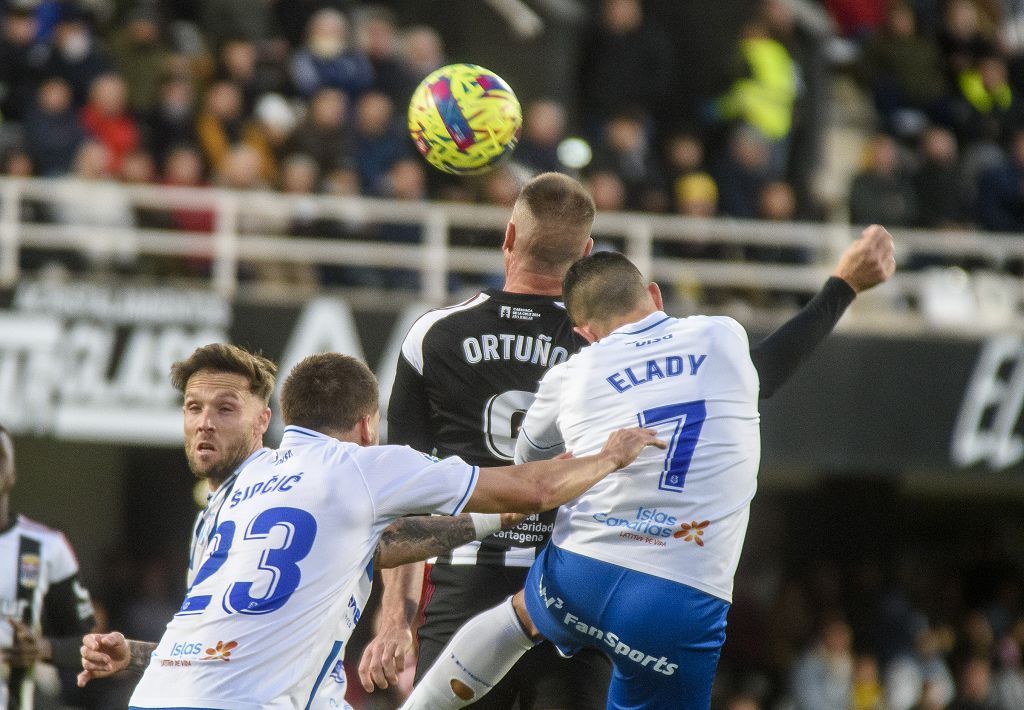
[282,424,329,441]
[607,310,671,338]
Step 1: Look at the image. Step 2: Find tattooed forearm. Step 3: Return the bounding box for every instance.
[126,640,157,675]
[375,514,478,569]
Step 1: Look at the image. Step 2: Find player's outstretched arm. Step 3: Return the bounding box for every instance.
[77,632,155,686]
[751,224,896,398]
[374,513,525,570]
[832,223,896,293]
[466,428,665,513]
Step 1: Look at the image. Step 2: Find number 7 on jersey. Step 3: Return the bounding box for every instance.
[637,399,707,492]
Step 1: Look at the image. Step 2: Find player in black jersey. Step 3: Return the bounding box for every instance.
[358,172,896,708]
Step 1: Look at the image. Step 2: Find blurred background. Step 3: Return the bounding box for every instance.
[1,0,1024,708]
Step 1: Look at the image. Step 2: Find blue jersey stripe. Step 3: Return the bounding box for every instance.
[619,315,671,335]
[452,466,479,514]
[304,640,344,710]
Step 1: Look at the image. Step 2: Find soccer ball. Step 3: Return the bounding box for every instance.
[408,63,522,175]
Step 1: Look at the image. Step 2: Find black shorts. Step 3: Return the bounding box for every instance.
[416,563,611,710]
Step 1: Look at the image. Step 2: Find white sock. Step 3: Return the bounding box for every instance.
[400,596,535,709]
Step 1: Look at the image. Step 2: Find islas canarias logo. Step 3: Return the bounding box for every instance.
[200,640,238,661]
[673,520,710,547]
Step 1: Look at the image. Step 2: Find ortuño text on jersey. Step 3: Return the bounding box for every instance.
[462,333,570,367]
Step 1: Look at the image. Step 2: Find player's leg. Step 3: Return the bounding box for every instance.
[415,564,527,709]
[400,592,538,708]
[522,544,729,710]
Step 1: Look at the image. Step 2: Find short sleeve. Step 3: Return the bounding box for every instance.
[46,533,80,586]
[515,364,567,463]
[355,445,479,519]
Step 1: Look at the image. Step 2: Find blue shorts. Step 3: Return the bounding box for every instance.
[524,544,730,710]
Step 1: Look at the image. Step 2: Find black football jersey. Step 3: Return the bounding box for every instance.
[388,288,586,567]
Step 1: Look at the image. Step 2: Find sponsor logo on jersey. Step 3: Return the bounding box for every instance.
[673,520,710,546]
[200,640,238,661]
[625,333,673,348]
[592,507,678,546]
[170,641,204,658]
[561,612,678,676]
[537,574,564,610]
[498,305,541,321]
[330,659,346,684]
[18,553,40,589]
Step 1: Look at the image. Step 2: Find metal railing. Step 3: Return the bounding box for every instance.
[2,176,1023,332]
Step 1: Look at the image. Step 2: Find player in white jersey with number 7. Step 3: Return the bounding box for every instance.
[404,235,896,709]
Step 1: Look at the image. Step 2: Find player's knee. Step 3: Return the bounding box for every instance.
[510,592,541,640]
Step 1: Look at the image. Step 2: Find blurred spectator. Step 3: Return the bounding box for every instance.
[120,147,164,228]
[712,1,798,178]
[858,2,950,137]
[481,167,521,208]
[400,25,445,81]
[356,5,416,104]
[162,144,214,276]
[515,99,568,174]
[41,5,111,106]
[674,171,718,218]
[591,110,666,210]
[586,170,628,213]
[939,0,998,86]
[217,38,282,115]
[143,76,198,165]
[0,3,47,123]
[215,144,267,191]
[55,141,135,267]
[948,656,1002,710]
[975,127,1024,231]
[953,53,1022,144]
[195,80,275,182]
[724,694,762,710]
[290,8,374,101]
[200,0,272,48]
[664,132,706,181]
[852,655,885,710]
[992,627,1024,708]
[824,0,886,40]
[714,125,771,219]
[286,87,352,174]
[24,77,84,176]
[252,92,298,165]
[914,125,973,228]
[352,90,409,194]
[758,180,796,221]
[109,6,171,113]
[280,152,320,195]
[790,617,855,710]
[79,73,140,174]
[849,132,917,226]
[578,0,673,134]
[885,620,956,710]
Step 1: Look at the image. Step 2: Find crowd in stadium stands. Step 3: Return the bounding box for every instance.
[0,0,1021,289]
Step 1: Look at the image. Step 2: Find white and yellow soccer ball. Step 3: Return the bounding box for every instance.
[408,63,522,175]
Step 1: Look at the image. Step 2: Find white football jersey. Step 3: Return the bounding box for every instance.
[129,426,479,710]
[1,515,91,707]
[515,311,760,603]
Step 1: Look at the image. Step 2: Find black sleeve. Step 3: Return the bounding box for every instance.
[750,277,856,399]
[43,573,96,668]
[386,354,435,453]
